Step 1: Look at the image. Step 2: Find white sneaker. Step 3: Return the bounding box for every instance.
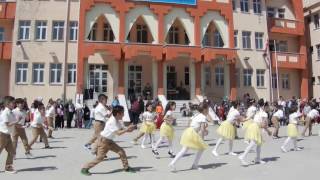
[141,145,147,149]
[281,146,288,153]
[254,159,266,164]
[168,163,176,172]
[212,150,219,157]
[294,147,303,151]
[238,156,249,166]
[191,165,203,171]
[228,152,238,156]
[131,140,138,145]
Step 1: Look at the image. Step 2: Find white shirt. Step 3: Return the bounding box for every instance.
[90,108,95,119]
[226,108,241,123]
[31,109,45,128]
[254,109,268,125]
[12,108,28,126]
[307,109,320,119]
[142,111,156,122]
[190,113,207,132]
[45,106,55,118]
[94,103,111,122]
[100,116,124,140]
[164,110,175,121]
[0,107,18,134]
[289,112,302,124]
[273,109,284,119]
[246,106,257,119]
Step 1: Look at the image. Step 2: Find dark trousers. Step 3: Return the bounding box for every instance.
[55,115,64,129]
[130,111,140,125]
[67,112,74,128]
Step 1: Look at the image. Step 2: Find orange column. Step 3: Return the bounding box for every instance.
[157,56,164,95]
[76,57,85,94]
[195,62,201,95]
[300,70,309,99]
[194,15,200,46]
[158,13,164,44]
[119,11,126,43]
[229,63,237,100]
[118,52,125,94]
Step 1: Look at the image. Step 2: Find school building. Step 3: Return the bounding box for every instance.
[0,0,310,106]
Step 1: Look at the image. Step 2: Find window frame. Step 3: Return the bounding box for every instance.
[18,20,31,41]
[52,21,65,41]
[240,0,249,13]
[67,63,77,85]
[255,32,264,50]
[281,74,290,89]
[243,69,253,87]
[242,31,252,49]
[16,63,28,84]
[32,63,45,84]
[256,69,265,88]
[50,63,62,84]
[35,20,47,41]
[215,66,224,87]
[69,21,78,41]
[253,0,262,14]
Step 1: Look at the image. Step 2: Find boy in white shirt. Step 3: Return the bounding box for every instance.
[12,98,32,158]
[0,96,18,173]
[45,99,56,138]
[81,105,136,176]
[84,94,112,154]
[302,102,319,136]
[271,105,284,138]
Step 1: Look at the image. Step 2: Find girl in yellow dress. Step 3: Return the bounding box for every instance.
[169,102,209,171]
[281,106,303,152]
[239,99,272,166]
[152,101,176,158]
[243,100,257,133]
[212,101,243,157]
[140,102,157,149]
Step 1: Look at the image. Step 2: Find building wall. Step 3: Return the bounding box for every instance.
[1,20,13,41]
[305,3,320,98]
[0,61,10,97]
[10,0,79,105]
[267,0,296,20]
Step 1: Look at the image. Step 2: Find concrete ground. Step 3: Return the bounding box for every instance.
[1,124,320,180]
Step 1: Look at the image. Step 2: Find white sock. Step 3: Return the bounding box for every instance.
[141,134,149,146]
[282,137,291,149]
[228,140,233,153]
[192,150,204,167]
[240,140,256,159]
[214,138,223,152]
[170,147,188,166]
[168,139,174,153]
[256,145,261,162]
[292,137,297,149]
[154,136,164,150]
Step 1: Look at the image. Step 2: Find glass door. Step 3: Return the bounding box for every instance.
[128,65,143,98]
[89,65,108,96]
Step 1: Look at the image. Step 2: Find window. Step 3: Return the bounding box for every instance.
[203,31,210,46]
[16,63,28,84]
[137,24,148,43]
[253,0,262,14]
[103,23,114,41]
[69,21,78,41]
[232,0,236,11]
[240,0,249,13]
[278,8,285,19]
[52,21,64,41]
[234,30,238,48]
[277,41,288,52]
[242,31,251,49]
[0,27,4,41]
[267,7,275,18]
[205,66,211,86]
[19,20,31,40]
[256,69,265,87]
[235,68,240,87]
[272,73,278,89]
[316,45,320,60]
[255,32,264,50]
[88,23,97,41]
[243,69,253,87]
[50,63,62,84]
[168,26,179,44]
[215,66,224,87]
[214,30,224,47]
[35,21,47,40]
[281,74,290,89]
[68,64,76,84]
[184,67,190,86]
[32,63,45,84]
[315,14,320,29]
[318,76,320,85]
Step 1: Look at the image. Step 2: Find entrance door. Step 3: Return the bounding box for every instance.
[167,66,177,100]
[128,65,142,98]
[89,65,108,98]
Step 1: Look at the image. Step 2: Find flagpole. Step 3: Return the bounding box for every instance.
[268,49,274,103]
[274,40,280,100]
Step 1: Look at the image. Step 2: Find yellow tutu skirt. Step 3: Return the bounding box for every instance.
[245,123,263,145]
[287,124,298,138]
[180,127,208,150]
[217,121,236,140]
[160,122,174,141]
[242,119,253,130]
[140,122,156,134]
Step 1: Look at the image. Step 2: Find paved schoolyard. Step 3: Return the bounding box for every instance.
[1,124,320,180]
